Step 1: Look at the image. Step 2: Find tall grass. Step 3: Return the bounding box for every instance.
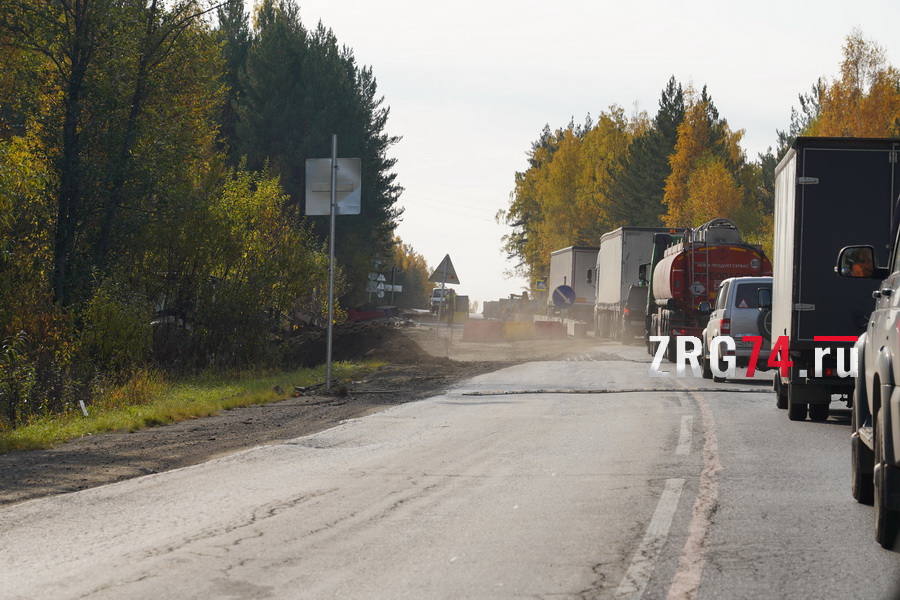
[0,361,379,453]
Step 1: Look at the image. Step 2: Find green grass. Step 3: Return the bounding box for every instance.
[0,360,381,454]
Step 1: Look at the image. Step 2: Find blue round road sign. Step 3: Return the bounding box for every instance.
[552,285,577,309]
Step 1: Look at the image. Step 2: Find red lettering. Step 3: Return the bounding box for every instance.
[744,336,764,377]
[767,336,793,377]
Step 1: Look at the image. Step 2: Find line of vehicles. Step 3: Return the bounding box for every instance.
[546,137,900,548]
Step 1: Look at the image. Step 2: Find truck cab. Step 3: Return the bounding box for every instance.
[621,284,648,343]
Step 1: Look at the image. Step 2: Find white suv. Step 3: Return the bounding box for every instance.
[838,242,900,547]
[699,276,773,382]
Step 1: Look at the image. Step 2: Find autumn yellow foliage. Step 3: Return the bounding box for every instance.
[808,28,900,137]
[663,89,746,228]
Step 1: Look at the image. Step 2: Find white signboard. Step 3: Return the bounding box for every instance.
[305,158,361,215]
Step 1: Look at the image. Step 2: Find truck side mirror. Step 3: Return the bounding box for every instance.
[638,263,648,284]
[698,301,712,313]
[758,288,772,310]
[836,245,882,278]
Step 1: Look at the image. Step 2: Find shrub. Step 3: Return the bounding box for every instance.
[77,281,151,376]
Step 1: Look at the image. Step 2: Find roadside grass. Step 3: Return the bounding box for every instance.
[0,360,382,454]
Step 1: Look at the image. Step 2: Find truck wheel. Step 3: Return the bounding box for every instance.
[809,403,830,422]
[664,337,676,363]
[775,379,788,410]
[711,353,726,383]
[647,316,658,355]
[787,385,807,421]
[875,408,900,547]
[787,400,807,421]
[701,343,713,380]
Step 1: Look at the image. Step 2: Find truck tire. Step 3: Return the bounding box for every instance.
[809,404,831,423]
[787,400,807,421]
[647,316,658,356]
[701,342,713,379]
[664,337,676,363]
[775,379,788,410]
[875,408,900,548]
[787,385,807,421]
[803,386,831,422]
[660,314,677,363]
[809,403,830,422]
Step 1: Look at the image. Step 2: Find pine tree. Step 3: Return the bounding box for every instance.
[232,0,401,303]
[216,0,251,158]
[605,76,685,227]
[663,85,746,227]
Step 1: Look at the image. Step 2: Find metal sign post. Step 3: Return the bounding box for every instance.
[305,136,361,394]
[325,135,337,392]
[435,262,447,325]
[429,254,460,327]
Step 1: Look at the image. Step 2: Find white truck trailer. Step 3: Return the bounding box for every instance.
[546,246,598,322]
[594,227,685,340]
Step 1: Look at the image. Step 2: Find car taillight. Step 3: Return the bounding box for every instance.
[721,318,730,334]
[623,308,629,315]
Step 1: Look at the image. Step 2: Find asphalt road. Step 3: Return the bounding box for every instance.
[3,342,900,599]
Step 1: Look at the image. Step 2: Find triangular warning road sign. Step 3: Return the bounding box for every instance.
[429,254,460,284]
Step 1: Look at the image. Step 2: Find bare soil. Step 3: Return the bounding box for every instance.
[0,322,603,508]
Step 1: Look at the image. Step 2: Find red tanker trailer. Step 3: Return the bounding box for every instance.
[647,218,772,359]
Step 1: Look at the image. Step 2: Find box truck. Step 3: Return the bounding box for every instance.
[772,137,898,421]
[546,246,599,321]
[594,227,685,341]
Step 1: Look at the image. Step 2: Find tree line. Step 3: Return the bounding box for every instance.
[0,0,433,427]
[499,29,900,284]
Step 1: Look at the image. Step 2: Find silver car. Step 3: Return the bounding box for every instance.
[700,276,773,382]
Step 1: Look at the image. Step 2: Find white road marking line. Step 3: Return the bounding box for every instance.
[667,391,723,600]
[614,478,685,599]
[676,416,693,456]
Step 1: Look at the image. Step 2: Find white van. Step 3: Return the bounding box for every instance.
[700,276,773,381]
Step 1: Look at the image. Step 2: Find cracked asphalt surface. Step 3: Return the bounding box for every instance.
[0,323,601,508]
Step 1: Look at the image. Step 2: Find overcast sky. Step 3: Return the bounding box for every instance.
[290,0,900,307]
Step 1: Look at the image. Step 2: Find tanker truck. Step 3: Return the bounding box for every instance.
[647,218,772,360]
